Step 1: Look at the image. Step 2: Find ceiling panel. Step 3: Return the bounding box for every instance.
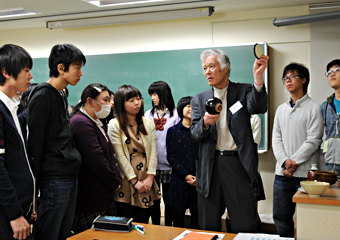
[0,0,337,30]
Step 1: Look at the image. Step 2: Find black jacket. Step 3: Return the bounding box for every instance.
[0,101,34,222]
[190,81,268,197]
[27,82,81,186]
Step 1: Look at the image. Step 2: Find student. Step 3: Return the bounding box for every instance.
[100,89,115,130]
[272,63,323,237]
[17,83,39,146]
[27,44,86,240]
[108,85,161,224]
[225,114,265,233]
[145,81,180,226]
[70,83,122,234]
[320,59,340,176]
[250,114,266,232]
[166,96,199,229]
[0,44,34,240]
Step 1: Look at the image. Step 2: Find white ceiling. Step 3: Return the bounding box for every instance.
[0,0,338,31]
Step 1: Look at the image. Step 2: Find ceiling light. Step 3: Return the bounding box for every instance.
[309,2,340,11]
[84,0,169,7]
[46,7,214,29]
[0,8,36,19]
[273,10,340,27]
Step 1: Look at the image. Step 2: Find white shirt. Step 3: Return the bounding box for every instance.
[214,85,237,151]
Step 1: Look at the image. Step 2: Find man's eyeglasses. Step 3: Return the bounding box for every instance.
[282,74,301,83]
[325,67,340,77]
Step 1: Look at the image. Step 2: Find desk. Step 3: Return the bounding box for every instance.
[293,181,340,240]
[67,224,236,240]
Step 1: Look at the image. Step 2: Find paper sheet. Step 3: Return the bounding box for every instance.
[173,230,225,240]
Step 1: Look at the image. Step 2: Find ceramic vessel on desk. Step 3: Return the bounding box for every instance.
[307,164,318,181]
[300,181,330,198]
[316,171,337,186]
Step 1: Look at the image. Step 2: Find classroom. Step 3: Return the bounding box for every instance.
[1,0,340,239]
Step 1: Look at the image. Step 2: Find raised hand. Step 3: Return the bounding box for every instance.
[253,55,269,86]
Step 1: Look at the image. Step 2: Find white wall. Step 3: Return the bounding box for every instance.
[0,5,313,215]
[310,18,340,106]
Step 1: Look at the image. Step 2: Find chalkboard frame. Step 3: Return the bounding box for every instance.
[30,42,268,152]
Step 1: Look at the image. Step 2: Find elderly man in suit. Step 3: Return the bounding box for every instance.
[190,49,268,233]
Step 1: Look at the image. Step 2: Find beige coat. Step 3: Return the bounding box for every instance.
[107,117,157,180]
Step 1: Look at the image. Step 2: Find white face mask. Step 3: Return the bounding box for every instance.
[92,100,111,119]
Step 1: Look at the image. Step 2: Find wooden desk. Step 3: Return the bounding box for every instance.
[67,224,236,240]
[293,181,340,240]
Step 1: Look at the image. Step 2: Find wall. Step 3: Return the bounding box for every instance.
[310,18,340,106]
[0,5,313,215]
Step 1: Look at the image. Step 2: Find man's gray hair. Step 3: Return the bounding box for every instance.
[200,49,231,77]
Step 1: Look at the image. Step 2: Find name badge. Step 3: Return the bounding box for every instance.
[229,101,243,114]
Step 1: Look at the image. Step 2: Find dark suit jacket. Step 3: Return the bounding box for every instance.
[0,101,34,222]
[190,81,267,198]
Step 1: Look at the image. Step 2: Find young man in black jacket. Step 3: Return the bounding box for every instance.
[0,44,35,240]
[27,44,86,240]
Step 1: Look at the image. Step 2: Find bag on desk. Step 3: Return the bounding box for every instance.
[92,215,133,232]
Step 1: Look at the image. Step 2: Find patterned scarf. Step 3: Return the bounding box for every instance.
[154,113,167,131]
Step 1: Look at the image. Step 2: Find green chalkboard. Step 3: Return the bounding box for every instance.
[30,43,268,151]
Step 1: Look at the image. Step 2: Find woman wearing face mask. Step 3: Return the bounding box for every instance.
[108,85,161,223]
[70,83,122,234]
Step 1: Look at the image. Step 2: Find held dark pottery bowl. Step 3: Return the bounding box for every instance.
[206,97,223,115]
[316,171,338,186]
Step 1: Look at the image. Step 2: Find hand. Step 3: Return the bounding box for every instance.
[114,185,121,192]
[284,159,298,172]
[141,175,154,193]
[31,212,37,224]
[185,175,196,186]
[253,55,269,86]
[133,181,146,193]
[283,169,294,178]
[203,112,220,128]
[10,216,30,240]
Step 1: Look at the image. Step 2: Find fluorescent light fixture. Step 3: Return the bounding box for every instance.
[273,10,340,27]
[310,2,340,11]
[85,0,169,7]
[46,7,214,29]
[0,8,36,19]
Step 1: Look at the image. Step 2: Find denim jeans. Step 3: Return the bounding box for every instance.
[273,175,306,238]
[35,179,78,240]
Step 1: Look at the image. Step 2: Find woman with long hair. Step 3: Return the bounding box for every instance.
[144,81,180,226]
[108,85,161,223]
[70,83,122,233]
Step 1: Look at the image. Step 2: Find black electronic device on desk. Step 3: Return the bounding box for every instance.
[92,215,133,232]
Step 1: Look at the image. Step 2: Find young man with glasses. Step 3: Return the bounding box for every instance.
[320,59,340,176]
[272,63,323,237]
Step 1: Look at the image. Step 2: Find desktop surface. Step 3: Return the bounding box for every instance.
[68,223,237,240]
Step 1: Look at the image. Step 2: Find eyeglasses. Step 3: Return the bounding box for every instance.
[282,74,301,83]
[325,67,340,77]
